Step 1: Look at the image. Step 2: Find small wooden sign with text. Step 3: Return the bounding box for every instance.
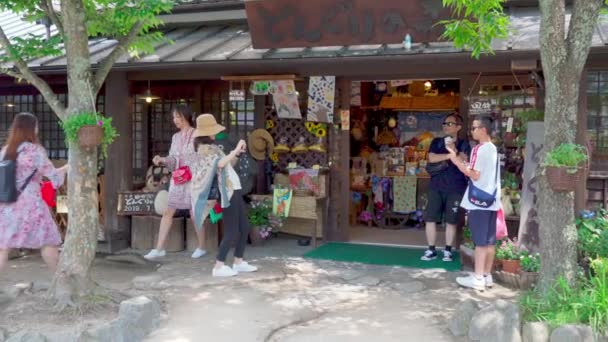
[117,192,156,216]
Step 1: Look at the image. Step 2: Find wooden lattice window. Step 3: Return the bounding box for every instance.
[587,71,608,160]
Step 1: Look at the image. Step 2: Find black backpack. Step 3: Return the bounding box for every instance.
[0,155,37,203]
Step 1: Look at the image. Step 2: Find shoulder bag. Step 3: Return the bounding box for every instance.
[467,155,499,209]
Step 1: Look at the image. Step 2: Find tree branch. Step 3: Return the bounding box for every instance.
[566,0,604,69]
[0,25,67,119]
[39,0,65,37]
[0,67,25,80]
[93,21,143,95]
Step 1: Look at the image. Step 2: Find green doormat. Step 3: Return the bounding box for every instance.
[304,242,462,271]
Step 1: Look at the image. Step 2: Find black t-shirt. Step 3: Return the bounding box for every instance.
[428,137,471,193]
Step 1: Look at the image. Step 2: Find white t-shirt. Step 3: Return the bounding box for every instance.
[460,142,501,211]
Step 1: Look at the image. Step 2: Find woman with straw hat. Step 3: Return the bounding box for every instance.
[189,114,259,277]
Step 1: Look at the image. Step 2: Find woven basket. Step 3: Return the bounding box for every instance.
[78,125,103,148]
[293,189,314,197]
[546,166,586,192]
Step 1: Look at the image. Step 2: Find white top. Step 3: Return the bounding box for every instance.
[460,142,501,211]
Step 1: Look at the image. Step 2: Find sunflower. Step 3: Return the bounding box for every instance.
[270,152,279,163]
[305,122,315,131]
[315,128,327,137]
[266,120,275,129]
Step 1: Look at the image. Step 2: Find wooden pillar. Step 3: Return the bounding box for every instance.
[254,95,268,194]
[326,77,351,242]
[102,71,133,252]
[575,70,588,213]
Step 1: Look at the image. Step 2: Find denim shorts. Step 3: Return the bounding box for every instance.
[468,210,497,246]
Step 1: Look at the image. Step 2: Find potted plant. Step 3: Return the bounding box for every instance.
[519,251,540,289]
[247,199,284,245]
[543,143,588,192]
[61,112,119,158]
[496,238,522,274]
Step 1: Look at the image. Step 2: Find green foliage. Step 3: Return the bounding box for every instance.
[60,112,118,158]
[502,172,519,191]
[517,109,545,124]
[439,0,510,58]
[84,0,173,57]
[520,252,541,273]
[1,0,173,64]
[520,259,608,335]
[496,238,522,260]
[544,143,588,170]
[577,210,608,259]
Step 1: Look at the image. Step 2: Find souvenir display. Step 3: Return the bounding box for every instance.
[291,136,309,153]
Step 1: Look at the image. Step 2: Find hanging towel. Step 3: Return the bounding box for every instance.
[392,176,417,214]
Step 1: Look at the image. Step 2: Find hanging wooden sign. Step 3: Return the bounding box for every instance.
[244,0,450,48]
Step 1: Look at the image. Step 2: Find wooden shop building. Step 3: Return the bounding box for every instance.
[1,0,607,253]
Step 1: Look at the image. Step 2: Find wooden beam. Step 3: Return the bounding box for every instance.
[220,74,299,81]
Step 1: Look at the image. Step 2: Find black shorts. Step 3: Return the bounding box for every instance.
[468,210,497,247]
[424,189,464,225]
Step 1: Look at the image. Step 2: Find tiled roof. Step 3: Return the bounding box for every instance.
[1,8,607,71]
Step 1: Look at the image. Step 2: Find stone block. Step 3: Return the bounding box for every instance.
[551,325,595,342]
[469,299,522,342]
[448,299,480,337]
[523,322,550,342]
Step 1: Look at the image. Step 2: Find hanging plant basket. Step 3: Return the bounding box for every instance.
[546,165,586,192]
[78,125,104,148]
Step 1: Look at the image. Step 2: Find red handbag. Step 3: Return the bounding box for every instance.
[41,181,56,207]
[172,166,192,185]
[171,129,194,185]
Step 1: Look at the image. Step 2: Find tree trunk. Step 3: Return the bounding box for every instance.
[536,0,603,292]
[48,0,100,306]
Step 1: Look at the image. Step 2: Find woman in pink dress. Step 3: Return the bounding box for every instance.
[0,113,68,272]
[144,105,207,259]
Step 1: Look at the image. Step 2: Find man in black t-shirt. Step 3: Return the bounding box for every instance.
[421,113,471,262]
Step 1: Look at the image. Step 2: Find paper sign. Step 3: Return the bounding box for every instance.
[340,109,350,130]
[229,90,245,101]
[507,117,514,133]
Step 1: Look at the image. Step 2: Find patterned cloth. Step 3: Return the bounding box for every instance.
[164,128,196,210]
[392,176,417,214]
[173,144,241,231]
[0,143,66,249]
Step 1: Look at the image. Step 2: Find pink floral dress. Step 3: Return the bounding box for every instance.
[0,142,66,249]
[165,128,195,210]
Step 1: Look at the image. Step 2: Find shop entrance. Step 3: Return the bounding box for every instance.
[348,79,461,247]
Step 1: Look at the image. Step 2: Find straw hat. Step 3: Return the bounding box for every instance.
[248,129,275,160]
[193,114,225,138]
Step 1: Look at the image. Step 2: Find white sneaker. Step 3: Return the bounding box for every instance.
[212,265,238,278]
[442,250,453,262]
[484,274,494,288]
[420,249,438,261]
[191,248,207,259]
[144,249,166,260]
[456,274,486,291]
[233,261,258,273]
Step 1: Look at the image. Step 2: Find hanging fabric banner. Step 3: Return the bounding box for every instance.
[273,188,293,218]
[307,76,336,123]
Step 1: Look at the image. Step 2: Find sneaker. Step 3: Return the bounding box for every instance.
[144,249,166,260]
[233,261,258,273]
[420,249,437,261]
[442,250,453,262]
[484,274,494,288]
[456,274,486,291]
[191,248,207,259]
[212,265,238,277]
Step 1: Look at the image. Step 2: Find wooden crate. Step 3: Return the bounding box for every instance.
[251,194,324,238]
[185,220,219,253]
[131,216,185,252]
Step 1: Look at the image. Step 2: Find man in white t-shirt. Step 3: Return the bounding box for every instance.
[446,116,500,290]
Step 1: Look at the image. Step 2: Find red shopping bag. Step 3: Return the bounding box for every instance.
[496,207,508,240]
[41,181,56,208]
